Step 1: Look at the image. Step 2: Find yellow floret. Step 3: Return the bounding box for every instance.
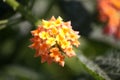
[39,31,49,39]
[46,37,56,46]
[42,20,51,29]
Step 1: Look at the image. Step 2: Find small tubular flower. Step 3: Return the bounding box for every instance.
[29,16,80,67]
[97,0,120,39]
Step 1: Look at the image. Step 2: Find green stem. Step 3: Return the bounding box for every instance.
[4,0,41,26]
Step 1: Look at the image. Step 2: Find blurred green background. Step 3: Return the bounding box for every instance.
[0,0,120,80]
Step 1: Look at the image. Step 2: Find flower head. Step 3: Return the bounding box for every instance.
[97,0,120,39]
[29,16,80,67]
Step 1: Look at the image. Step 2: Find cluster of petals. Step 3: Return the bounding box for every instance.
[97,0,120,39]
[29,16,80,67]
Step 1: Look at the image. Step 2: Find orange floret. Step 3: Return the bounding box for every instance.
[97,0,120,39]
[29,16,80,67]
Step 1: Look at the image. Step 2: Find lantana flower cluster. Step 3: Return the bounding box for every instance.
[29,16,80,67]
[97,0,120,39]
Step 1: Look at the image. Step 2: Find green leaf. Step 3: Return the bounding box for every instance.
[77,52,111,80]
[95,49,120,80]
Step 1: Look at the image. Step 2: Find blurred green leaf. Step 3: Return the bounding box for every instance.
[0,20,8,25]
[0,20,8,30]
[0,65,46,80]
